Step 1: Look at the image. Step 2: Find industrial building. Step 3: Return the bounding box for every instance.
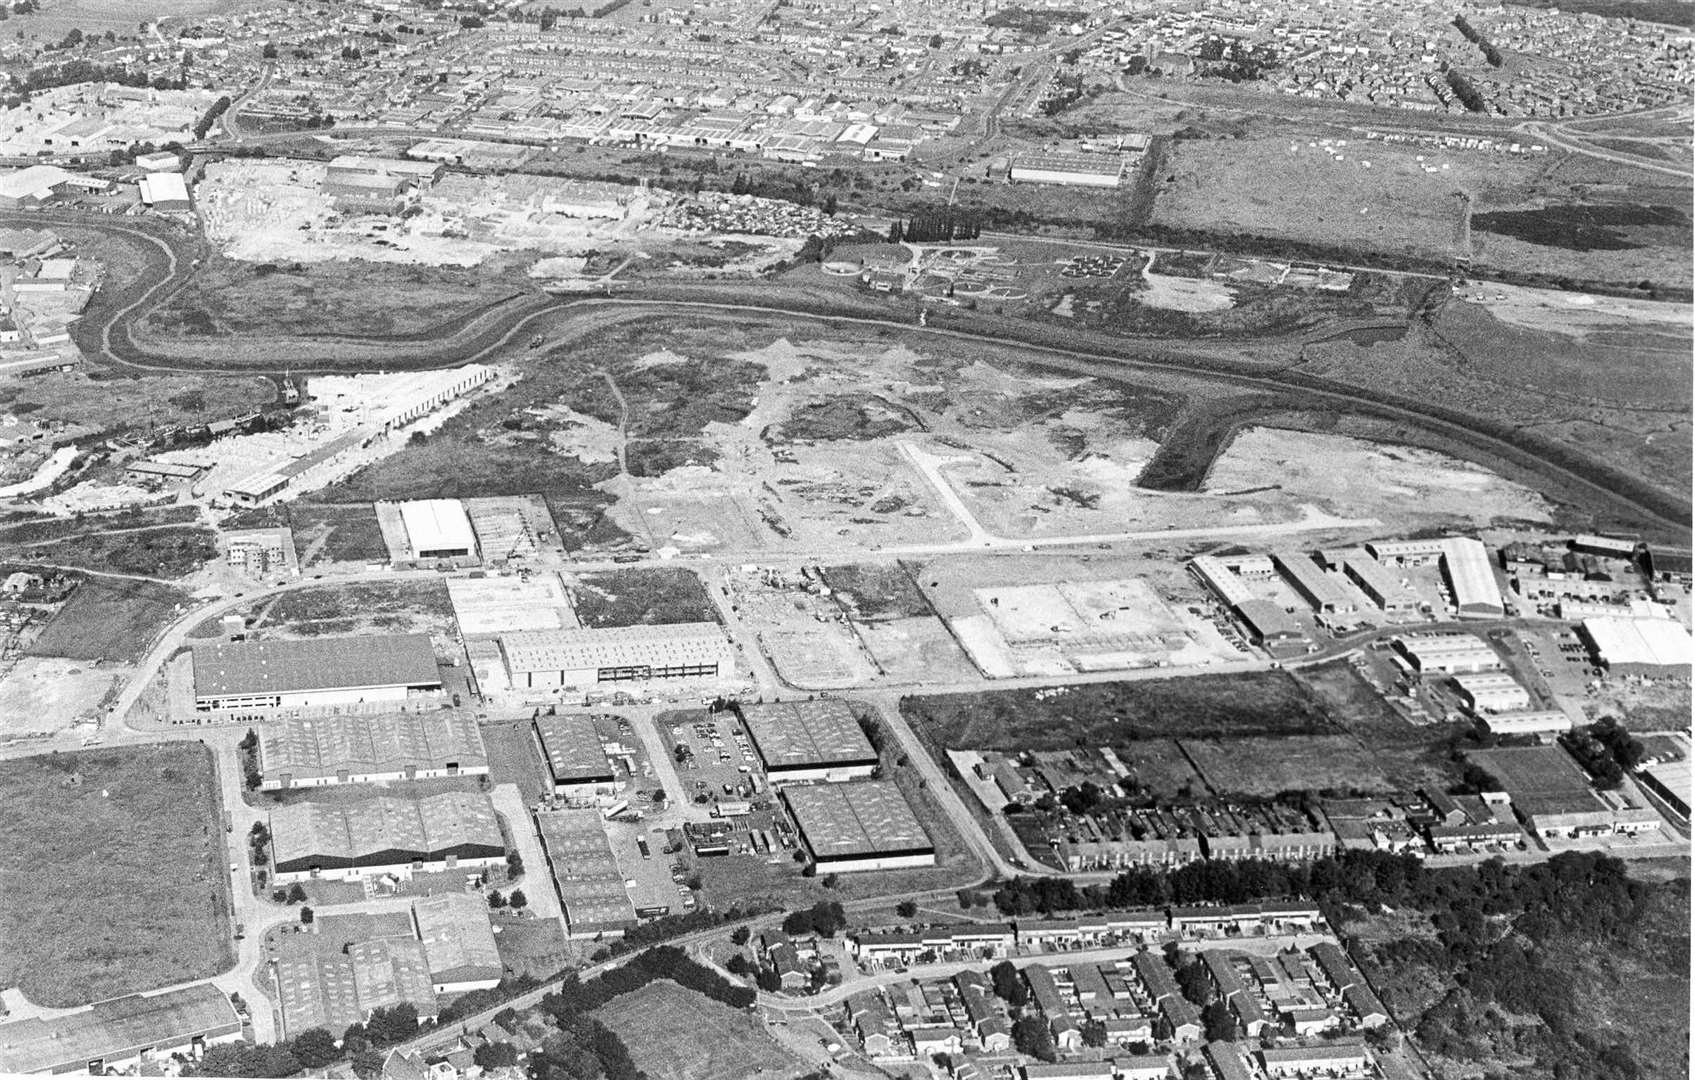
[1343,554,1417,613]
[257,712,488,789]
[276,938,438,1038]
[0,984,243,1076]
[1393,633,1500,675]
[1007,150,1130,187]
[412,892,503,992]
[191,634,442,714]
[0,164,76,209]
[1231,598,1307,650]
[268,791,505,882]
[1272,552,1358,614]
[498,622,735,689]
[1189,556,1257,608]
[535,808,637,939]
[1580,616,1693,680]
[397,499,479,561]
[137,172,191,210]
[1368,536,1505,617]
[1639,759,1690,820]
[1452,672,1532,714]
[533,713,621,799]
[224,526,296,576]
[781,780,935,873]
[1480,711,1572,739]
[739,699,879,782]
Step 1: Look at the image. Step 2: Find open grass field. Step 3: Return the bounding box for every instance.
[819,562,934,620]
[246,579,453,639]
[227,502,389,566]
[0,369,275,444]
[1181,734,1391,797]
[142,254,533,341]
[570,566,720,628]
[28,526,218,579]
[24,575,191,662]
[0,743,233,1007]
[900,670,1341,752]
[592,979,802,1080]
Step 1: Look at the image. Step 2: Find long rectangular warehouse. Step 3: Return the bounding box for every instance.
[192,634,442,714]
[781,780,935,873]
[534,808,637,939]
[499,622,735,689]
[1441,537,1505,618]
[0,985,243,1076]
[258,712,488,789]
[739,699,878,782]
[1394,633,1500,674]
[398,499,478,561]
[1272,552,1357,614]
[269,791,504,882]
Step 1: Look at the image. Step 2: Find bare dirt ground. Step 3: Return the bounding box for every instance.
[0,657,121,736]
[1206,427,1556,527]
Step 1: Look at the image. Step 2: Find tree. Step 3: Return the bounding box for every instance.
[286,883,307,904]
[489,890,507,909]
[730,926,751,946]
[1176,959,1213,1007]
[989,960,1028,1007]
[1081,1018,1109,1048]
[261,41,277,58]
[1012,1015,1056,1062]
[289,1028,339,1068]
[299,905,314,925]
[1203,999,1236,1042]
[366,1002,419,1045]
[509,889,528,910]
[507,850,524,878]
[350,1050,384,1079]
[474,1041,519,1068]
[896,900,918,918]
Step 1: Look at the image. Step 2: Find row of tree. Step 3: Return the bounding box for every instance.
[1451,16,1505,67]
[887,208,984,244]
[1559,716,1645,790]
[189,1003,423,1078]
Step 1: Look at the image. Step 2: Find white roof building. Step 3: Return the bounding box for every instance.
[398,499,477,561]
[1581,616,1693,678]
[138,171,190,208]
[500,622,735,689]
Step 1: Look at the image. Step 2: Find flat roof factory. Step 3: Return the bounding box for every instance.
[257,712,488,789]
[781,780,935,873]
[498,622,735,689]
[191,633,442,714]
[1580,616,1693,680]
[397,499,479,561]
[412,892,503,992]
[738,699,879,781]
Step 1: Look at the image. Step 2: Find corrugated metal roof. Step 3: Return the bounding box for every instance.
[193,634,441,699]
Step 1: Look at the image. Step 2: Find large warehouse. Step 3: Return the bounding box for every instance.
[782,780,935,873]
[398,499,479,561]
[499,622,736,689]
[739,700,879,782]
[412,892,503,992]
[191,634,442,714]
[1367,537,1504,617]
[535,808,637,939]
[0,984,243,1076]
[276,939,438,1038]
[1580,616,1693,680]
[533,713,622,800]
[258,712,487,789]
[268,791,505,882]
